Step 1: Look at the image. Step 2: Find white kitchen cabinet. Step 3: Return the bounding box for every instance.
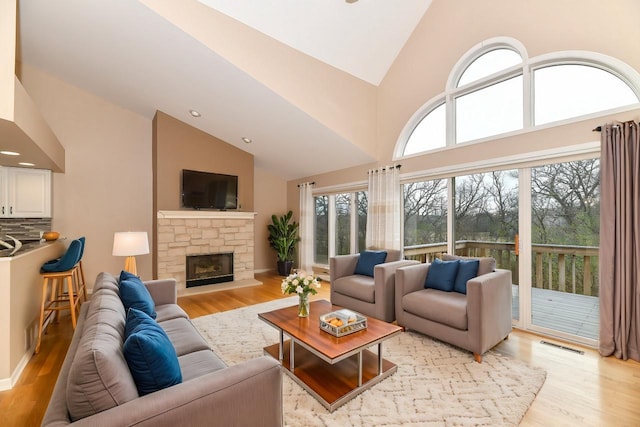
[0,166,51,218]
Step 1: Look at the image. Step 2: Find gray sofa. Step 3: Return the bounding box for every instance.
[42,272,282,427]
[330,249,418,322]
[395,255,512,362]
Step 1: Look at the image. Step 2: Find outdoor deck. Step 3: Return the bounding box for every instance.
[512,285,599,341]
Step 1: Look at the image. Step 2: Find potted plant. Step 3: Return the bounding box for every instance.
[267,210,300,276]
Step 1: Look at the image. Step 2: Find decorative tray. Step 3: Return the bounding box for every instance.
[319,309,367,337]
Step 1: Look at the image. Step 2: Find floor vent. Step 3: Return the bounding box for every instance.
[540,340,584,355]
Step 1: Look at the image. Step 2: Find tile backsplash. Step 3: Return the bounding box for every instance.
[0,218,52,241]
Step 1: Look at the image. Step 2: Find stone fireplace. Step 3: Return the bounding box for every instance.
[156,211,258,294]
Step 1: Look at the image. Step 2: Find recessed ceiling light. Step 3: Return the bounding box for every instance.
[18,162,35,166]
[0,150,20,156]
[241,137,252,144]
[189,109,201,118]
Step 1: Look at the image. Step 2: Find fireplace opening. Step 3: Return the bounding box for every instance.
[186,252,234,287]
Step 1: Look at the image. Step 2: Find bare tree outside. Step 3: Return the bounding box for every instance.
[314,196,328,265]
[357,192,367,251]
[335,193,351,255]
[532,159,600,295]
[403,179,447,247]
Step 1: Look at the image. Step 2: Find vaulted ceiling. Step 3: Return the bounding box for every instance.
[17,0,432,180]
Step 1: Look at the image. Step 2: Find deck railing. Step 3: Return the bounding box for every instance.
[404,240,599,297]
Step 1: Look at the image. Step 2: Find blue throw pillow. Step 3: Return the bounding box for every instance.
[125,307,155,338]
[123,316,182,396]
[119,276,156,319]
[354,250,388,277]
[424,258,460,291]
[453,259,480,294]
[119,270,139,283]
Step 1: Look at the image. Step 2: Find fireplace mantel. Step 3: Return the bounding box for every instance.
[157,210,257,220]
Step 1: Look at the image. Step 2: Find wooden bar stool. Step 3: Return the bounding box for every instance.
[72,236,87,305]
[36,239,83,354]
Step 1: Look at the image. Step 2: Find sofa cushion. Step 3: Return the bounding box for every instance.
[178,350,227,382]
[66,291,138,421]
[119,276,157,319]
[453,259,480,294]
[158,317,211,356]
[123,311,182,396]
[332,275,376,303]
[424,258,459,292]
[354,250,387,277]
[402,289,468,330]
[442,254,496,276]
[155,304,190,322]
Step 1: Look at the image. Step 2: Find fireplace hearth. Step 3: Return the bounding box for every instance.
[186,252,234,287]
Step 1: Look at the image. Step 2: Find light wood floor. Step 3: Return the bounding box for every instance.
[2,272,639,426]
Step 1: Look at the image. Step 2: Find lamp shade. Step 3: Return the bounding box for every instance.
[112,232,149,256]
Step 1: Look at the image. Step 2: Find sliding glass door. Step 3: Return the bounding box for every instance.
[453,171,519,319]
[528,159,600,342]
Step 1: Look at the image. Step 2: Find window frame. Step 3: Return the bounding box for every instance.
[312,184,368,268]
[395,38,640,160]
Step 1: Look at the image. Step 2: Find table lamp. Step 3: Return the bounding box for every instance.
[112,231,149,275]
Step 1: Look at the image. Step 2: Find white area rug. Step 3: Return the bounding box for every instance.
[192,297,546,427]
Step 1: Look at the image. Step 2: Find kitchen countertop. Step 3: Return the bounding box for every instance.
[0,239,64,261]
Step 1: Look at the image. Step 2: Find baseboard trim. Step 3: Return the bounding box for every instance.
[0,346,34,391]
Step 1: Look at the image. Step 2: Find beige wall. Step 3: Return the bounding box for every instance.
[253,166,287,272]
[19,64,154,283]
[153,111,254,212]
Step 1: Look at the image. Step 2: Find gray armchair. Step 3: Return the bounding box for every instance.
[330,249,418,322]
[395,255,512,362]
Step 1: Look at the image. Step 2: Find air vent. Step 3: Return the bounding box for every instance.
[540,340,584,355]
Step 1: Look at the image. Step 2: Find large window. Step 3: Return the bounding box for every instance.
[335,193,351,255]
[314,191,367,265]
[457,48,522,87]
[404,103,446,155]
[399,40,640,157]
[456,75,523,143]
[403,179,448,258]
[314,195,329,265]
[534,64,639,125]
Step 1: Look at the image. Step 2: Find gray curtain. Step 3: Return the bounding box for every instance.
[599,121,640,361]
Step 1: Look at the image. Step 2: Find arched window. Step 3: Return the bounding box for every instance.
[397,39,640,158]
[533,64,639,125]
[457,48,522,87]
[404,103,446,155]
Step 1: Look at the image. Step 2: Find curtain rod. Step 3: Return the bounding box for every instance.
[593,120,637,132]
[297,181,315,188]
[370,164,402,173]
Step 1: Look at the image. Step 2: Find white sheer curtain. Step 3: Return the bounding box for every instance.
[366,166,402,250]
[298,182,315,273]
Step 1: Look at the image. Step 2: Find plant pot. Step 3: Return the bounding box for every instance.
[277,260,293,277]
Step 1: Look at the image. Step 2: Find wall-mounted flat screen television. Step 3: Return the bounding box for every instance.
[181,169,238,210]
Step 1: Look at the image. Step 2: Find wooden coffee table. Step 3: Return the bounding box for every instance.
[258,299,402,412]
